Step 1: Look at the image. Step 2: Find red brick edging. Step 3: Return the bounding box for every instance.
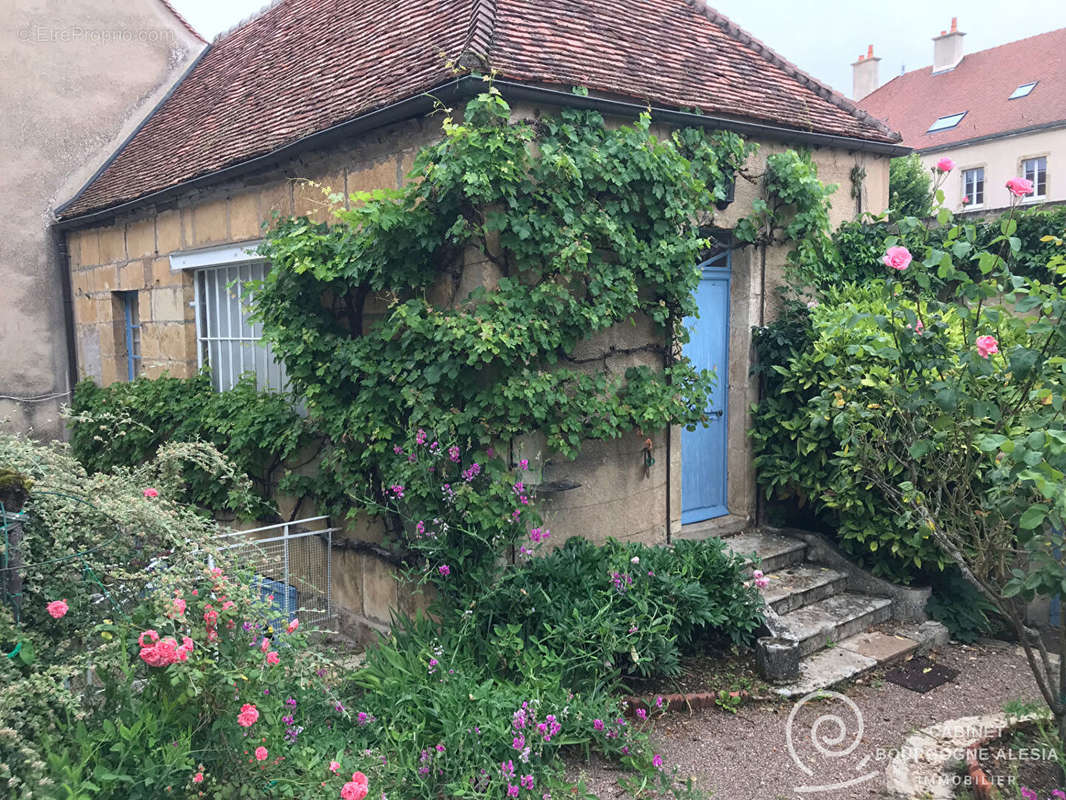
[965,721,1024,800]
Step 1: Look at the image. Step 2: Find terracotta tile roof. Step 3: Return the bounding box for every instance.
[859,27,1066,151]
[59,0,900,220]
[158,0,207,44]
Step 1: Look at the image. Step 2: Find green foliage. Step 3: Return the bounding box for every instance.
[888,154,933,220]
[735,150,838,284]
[68,372,316,517]
[926,569,1000,643]
[346,613,700,800]
[751,284,949,582]
[468,536,764,689]
[254,88,751,520]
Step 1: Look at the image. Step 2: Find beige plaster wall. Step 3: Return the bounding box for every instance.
[64,102,890,638]
[0,0,203,437]
[918,127,1066,213]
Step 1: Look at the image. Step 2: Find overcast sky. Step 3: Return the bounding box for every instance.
[172,0,1066,97]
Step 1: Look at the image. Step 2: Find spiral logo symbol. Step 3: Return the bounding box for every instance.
[786,690,878,793]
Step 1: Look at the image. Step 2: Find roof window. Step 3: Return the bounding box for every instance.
[1009,81,1038,99]
[927,112,967,133]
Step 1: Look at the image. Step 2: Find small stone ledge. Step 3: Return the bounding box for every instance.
[884,711,1039,799]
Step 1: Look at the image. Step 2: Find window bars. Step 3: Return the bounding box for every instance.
[193,261,288,392]
[214,516,334,628]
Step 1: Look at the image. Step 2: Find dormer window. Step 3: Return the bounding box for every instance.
[927,112,967,133]
[1009,81,1037,99]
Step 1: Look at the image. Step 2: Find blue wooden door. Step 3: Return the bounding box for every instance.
[681,254,730,523]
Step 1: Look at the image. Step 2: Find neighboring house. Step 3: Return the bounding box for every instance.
[0,0,205,438]
[854,19,1066,214]
[53,0,905,630]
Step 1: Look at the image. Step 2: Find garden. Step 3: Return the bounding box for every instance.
[5,87,1066,798]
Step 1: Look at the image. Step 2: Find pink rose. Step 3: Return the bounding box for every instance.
[142,487,159,498]
[976,335,999,359]
[341,773,369,800]
[286,618,299,634]
[962,195,970,205]
[237,703,259,728]
[329,761,341,774]
[882,246,912,271]
[1006,177,1034,197]
[192,772,204,784]
[266,650,280,666]
[260,637,270,653]
[170,597,186,617]
[46,599,68,619]
[255,746,268,762]
[935,157,955,172]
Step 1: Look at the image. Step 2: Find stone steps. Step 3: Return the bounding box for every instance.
[770,592,894,657]
[761,564,848,615]
[691,525,948,693]
[722,530,807,573]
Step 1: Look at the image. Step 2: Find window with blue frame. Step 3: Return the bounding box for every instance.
[117,291,141,381]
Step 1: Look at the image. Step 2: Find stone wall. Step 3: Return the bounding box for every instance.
[62,103,891,638]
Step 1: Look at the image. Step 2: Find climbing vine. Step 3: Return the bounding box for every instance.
[253,87,752,519]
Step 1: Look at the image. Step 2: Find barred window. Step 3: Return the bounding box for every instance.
[193,261,287,392]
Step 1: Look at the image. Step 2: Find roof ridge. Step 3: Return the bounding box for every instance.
[687,0,901,143]
[212,0,286,43]
[157,0,207,43]
[873,24,1066,90]
[458,0,498,69]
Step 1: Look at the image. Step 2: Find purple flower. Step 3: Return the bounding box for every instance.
[393,446,403,455]
[428,658,438,674]
[512,734,525,750]
[518,459,529,470]
[416,429,427,445]
[390,484,405,499]
[593,719,604,731]
[500,760,515,778]
[636,708,647,720]
[435,743,445,753]
[652,754,663,769]
[521,775,535,791]
[415,520,426,536]
[507,785,520,798]
[448,445,460,463]
[438,564,451,577]
[655,695,664,709]
[462,462,481,482]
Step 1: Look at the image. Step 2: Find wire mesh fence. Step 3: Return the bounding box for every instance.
[215,516,334,628]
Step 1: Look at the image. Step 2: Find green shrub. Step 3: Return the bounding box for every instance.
[888,154,933,220]
[68,372,316,517]
[926,569,1000,643]
[470,536,764,688]
[751,283,952,582]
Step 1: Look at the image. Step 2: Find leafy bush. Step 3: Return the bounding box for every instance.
[751,283,950,582]
[68,372,316,517]
[926,569,1000,643]
[888,154,933,219]
[470,536,764,688]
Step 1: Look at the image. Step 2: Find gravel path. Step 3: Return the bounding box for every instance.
[570,641,1043,799]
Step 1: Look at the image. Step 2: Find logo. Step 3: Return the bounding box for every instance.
[786,690,878,793]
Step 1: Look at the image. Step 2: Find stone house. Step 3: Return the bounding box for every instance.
[855,19,1066,214]
[1,0,205,438]
[54,0,906,631]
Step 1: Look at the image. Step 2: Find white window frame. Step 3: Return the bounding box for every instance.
[927,112,967,133]
[1021,155,1048,200]
[1009,81,1037,100]
[962,166,985,209]
[170,241,288,392]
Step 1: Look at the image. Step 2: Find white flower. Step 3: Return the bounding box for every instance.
[630,556,640,564]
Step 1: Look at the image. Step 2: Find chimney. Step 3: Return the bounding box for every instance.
[852,44,880,100]
[932,17,965,73]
